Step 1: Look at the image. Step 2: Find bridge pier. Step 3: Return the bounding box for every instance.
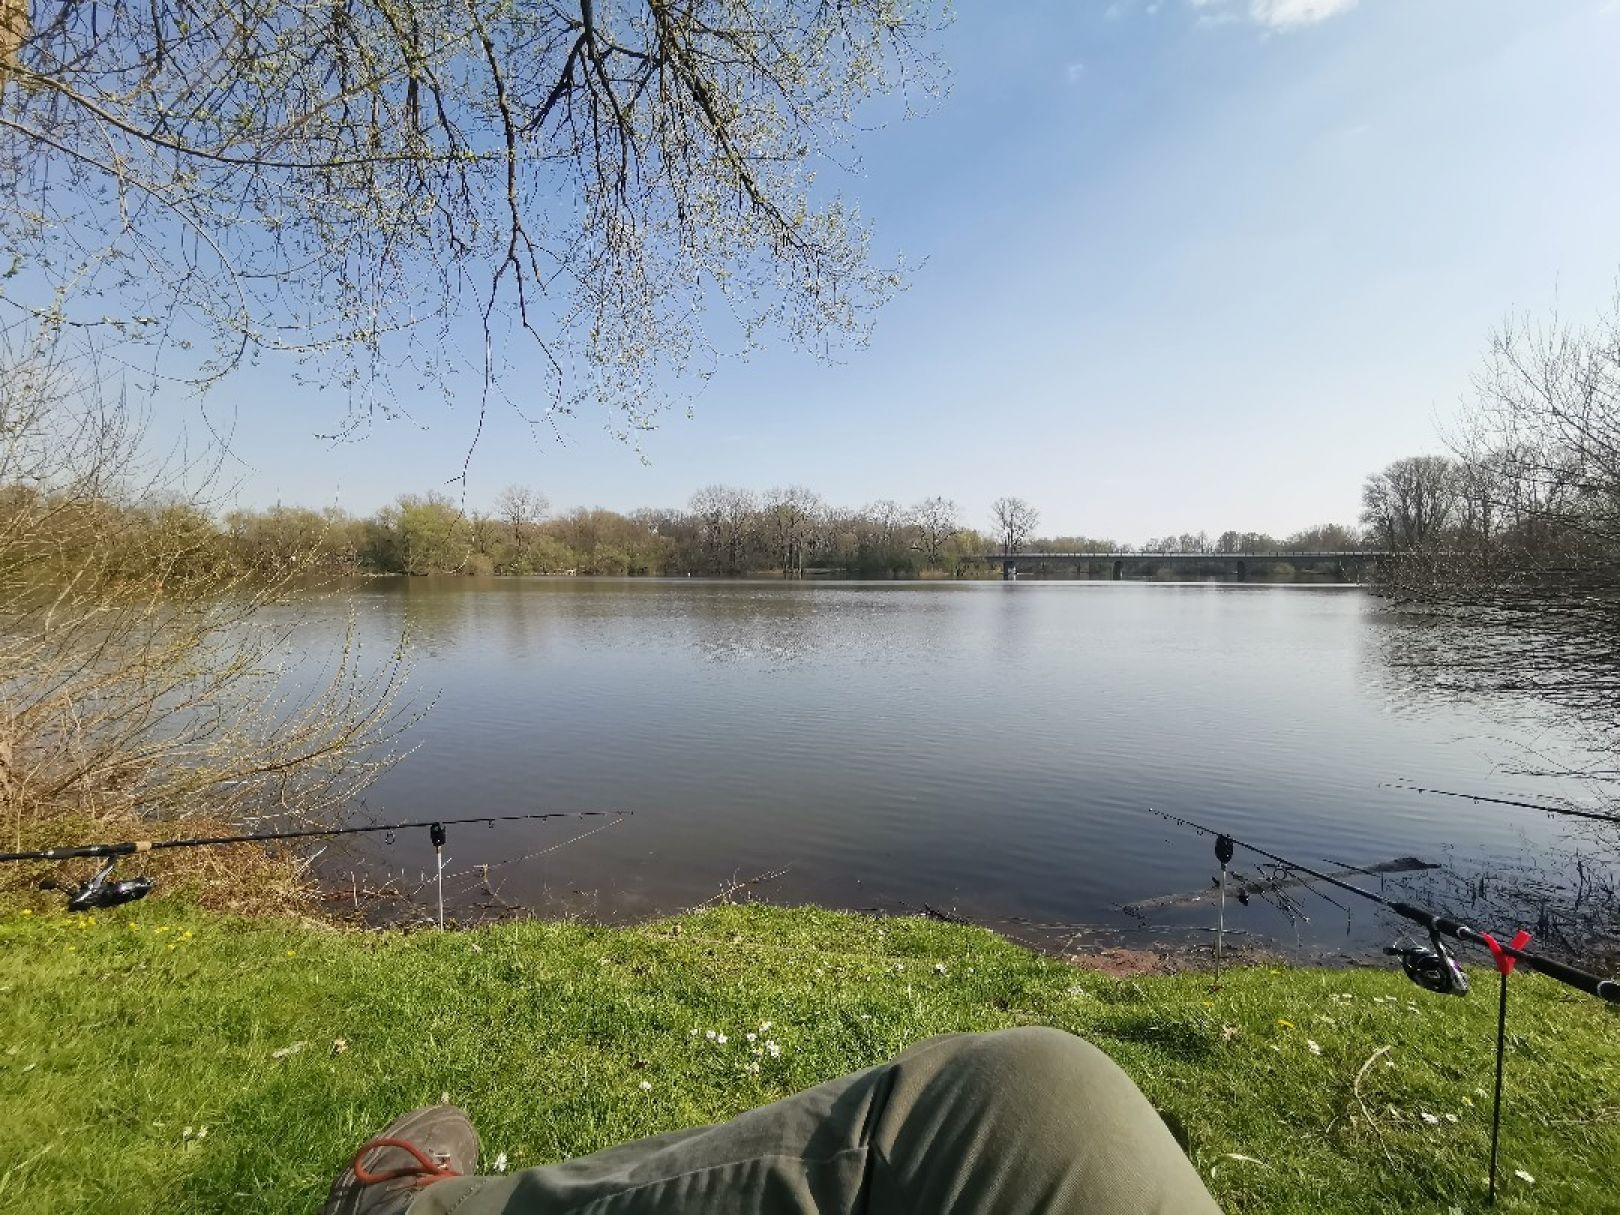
[1236,559,1247,582]
[1112,559,1123,581]
[1002,558,1015,581]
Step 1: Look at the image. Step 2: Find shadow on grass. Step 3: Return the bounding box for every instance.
[1095,1012,1218,1064]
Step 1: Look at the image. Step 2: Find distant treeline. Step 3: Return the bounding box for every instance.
[22,484,1368,580]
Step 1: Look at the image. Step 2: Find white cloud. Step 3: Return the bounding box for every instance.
[1188,0,1241,27]
[1247,0,1359,29]
[1065,61,1086,84]
[1185,0,1357,30]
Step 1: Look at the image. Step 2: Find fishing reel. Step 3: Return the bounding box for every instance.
[66,859,154,913]
[1387,929,1469,997]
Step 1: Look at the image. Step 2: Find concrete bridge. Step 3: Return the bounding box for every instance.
[983,550,1377,582]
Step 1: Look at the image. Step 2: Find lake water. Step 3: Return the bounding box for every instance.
[302,578,1604,956]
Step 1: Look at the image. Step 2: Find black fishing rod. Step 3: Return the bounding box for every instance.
[3,811,631,915]
[1154,807,1619,1204]
[1149,807,1619,1004]
[1386,782,1620,825]
[0,810,628,864]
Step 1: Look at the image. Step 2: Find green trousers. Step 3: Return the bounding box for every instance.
[408,1028,1223,1214]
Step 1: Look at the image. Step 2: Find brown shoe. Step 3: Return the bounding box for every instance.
[322,1104,479,1215]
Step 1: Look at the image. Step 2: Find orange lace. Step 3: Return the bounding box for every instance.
[351,1136,462,1188]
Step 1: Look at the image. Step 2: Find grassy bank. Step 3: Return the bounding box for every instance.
[2,904,1616,1214]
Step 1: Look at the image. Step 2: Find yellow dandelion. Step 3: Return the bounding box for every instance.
[286,950,296,957]
[19,909,32,917]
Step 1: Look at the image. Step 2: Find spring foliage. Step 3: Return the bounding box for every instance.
[2,0,943,435]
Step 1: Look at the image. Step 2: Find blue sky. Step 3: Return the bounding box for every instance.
[197,0,1620,542]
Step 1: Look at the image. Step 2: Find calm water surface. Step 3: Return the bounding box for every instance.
[305,578,1598,953]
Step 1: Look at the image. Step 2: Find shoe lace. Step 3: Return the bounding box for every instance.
[351,1136,462,1188]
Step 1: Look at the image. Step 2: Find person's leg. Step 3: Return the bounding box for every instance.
[388,1027,1220,1215]
[861,1027,1222,1214]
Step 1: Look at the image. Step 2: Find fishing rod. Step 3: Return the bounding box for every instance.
[1148,807,1619,1004]
[0,811,628,864]
[1385,782,1620,825]
[1152,807,1617,1204]
[3,811,631,916]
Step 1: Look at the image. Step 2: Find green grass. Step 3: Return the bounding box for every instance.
[2,904,1616,1214]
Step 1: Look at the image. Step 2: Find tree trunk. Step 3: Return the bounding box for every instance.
[1,0,26,84]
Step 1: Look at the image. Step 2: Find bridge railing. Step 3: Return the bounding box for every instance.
[979,550,1377,561]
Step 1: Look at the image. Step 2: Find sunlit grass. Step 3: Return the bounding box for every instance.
[1,904,1616,1213]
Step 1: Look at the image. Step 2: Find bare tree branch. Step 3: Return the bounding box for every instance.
[2,0,946,445]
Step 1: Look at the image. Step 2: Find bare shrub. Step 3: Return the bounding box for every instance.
[0,328,412,870]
